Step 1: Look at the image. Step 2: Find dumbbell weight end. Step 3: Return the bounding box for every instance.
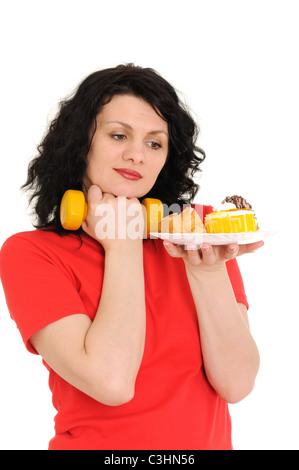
[60,190,87,230]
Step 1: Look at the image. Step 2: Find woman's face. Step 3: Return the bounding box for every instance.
[84,94,169,198]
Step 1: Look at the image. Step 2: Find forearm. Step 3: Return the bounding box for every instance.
[84,241,146,403]
[185,263,260,403]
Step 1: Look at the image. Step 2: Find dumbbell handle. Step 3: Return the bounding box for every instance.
[60,190,163,237]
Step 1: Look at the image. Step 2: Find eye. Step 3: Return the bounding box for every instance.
[111,133,126,141]
[148,141,162,150]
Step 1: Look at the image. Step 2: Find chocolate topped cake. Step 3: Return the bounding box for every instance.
[222,195,252,210]
[205,195,257,234]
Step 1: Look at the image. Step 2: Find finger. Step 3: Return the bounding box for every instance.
[238,240,264,256]
[185,244,201,265]
[200,243,217,265]
[87,184,103,202]
[163,241,185,258]
[82,185,103,233]
[224,244,240,260]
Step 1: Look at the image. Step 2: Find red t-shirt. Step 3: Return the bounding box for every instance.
[0,205,248,450]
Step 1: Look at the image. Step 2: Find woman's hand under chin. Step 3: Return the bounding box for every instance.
[82,184,144,251]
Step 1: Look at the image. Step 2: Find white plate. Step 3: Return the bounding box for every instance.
[149,230,277,246]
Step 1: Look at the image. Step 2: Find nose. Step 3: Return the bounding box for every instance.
[122,139,145,164]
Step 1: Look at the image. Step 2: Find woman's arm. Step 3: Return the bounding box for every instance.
[163,241,262,404]
[31,186,146,406]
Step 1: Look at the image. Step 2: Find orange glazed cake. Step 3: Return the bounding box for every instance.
[204,195,258,234]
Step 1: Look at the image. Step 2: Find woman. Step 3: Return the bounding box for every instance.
[0,64,262,450]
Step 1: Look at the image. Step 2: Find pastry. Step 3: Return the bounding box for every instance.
[159,206,206,234]
[204,196,258,234]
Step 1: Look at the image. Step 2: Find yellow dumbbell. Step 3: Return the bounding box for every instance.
[141,197,163,236]
[60,190,88,231]
[60,190,163,237]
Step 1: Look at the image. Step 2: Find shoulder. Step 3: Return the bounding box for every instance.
[1,230,63,263]
[1,229,98,252]
[1,229,59,248]
[0,230,40,262]
[0,229,104,270]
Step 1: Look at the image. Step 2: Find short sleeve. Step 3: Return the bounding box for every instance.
[225,258,249,309]
[0,234,88,354]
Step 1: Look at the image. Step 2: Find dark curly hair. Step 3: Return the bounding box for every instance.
[22,64,206,234]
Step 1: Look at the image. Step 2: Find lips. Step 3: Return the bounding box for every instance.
[114,168,142,181]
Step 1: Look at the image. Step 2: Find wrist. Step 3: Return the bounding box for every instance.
[185,258,227,277]
[185,261,230,290]
[104,238,144,256]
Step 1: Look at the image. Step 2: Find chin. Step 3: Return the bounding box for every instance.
[111,184,148,199]
[114,191,145,199]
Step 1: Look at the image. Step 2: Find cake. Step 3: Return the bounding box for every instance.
[159,206,206,234]
[204,196,258,234]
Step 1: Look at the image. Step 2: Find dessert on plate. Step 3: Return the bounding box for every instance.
[204,196,258,234]
[159,206,206,234]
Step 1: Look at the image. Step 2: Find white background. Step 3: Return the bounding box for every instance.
[0,0,298,450]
